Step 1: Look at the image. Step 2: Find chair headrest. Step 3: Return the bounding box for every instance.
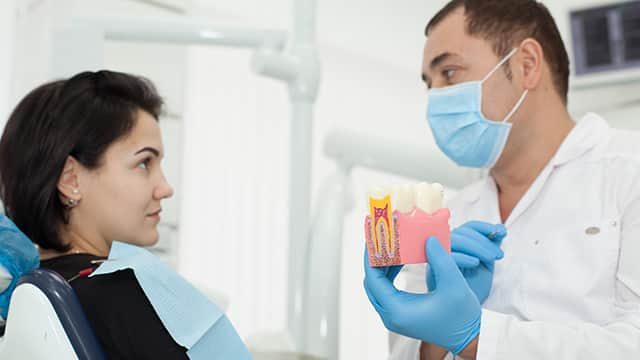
[14,269,106,359]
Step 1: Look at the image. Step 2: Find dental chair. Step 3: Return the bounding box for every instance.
[0,269,106,360]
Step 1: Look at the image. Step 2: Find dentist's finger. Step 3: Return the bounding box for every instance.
[453,227,504,261]
[451,252,481,268]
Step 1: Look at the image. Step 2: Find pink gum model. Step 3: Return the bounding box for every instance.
[365,208,451,267]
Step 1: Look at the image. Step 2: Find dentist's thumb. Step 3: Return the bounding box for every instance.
[426,237,465,290]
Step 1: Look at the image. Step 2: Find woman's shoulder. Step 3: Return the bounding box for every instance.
[41,254,188,359]
[40,253,156,316]
[40,253,106,281]
[40,254,152,329]
[73,267,144,304]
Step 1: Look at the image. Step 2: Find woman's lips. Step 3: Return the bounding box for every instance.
[147,209,162,221]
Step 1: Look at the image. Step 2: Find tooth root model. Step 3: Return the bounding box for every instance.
[365,182,451,267]
[368,187,395,258]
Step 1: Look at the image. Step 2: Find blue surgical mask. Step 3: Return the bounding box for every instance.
[426,48,528,168]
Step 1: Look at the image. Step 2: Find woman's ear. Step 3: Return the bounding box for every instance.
[57,156,82,206]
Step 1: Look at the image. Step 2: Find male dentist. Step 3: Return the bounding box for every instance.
[363,0,640,359]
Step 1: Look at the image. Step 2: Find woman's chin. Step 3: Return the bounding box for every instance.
[143,232,160,247]
[123,231,159,248]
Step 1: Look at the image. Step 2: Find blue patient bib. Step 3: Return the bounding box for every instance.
[91,241,251,359]
[0,215,39,319]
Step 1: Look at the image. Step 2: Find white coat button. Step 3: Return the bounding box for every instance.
[585,227,600,235]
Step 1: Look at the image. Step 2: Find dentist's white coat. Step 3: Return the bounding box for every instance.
[390,113,640,359]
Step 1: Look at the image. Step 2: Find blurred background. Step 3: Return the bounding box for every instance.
[1,0,639,359]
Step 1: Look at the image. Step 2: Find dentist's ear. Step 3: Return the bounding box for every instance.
[517,38,544,91]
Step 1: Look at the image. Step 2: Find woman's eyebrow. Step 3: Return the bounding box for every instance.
[134,147,160,157]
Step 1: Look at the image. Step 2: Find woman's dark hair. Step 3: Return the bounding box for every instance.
[0,70,164,251]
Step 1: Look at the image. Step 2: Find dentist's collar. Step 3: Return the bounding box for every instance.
[460,113,609,204]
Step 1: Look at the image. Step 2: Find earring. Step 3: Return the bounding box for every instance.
[67,198,78,207]
[72,189,79,194]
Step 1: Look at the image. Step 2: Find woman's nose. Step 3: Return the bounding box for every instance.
[154,173,174,200]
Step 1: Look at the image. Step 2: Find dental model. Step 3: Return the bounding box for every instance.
[365,182,451,267]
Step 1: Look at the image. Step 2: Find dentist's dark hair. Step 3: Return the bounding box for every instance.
[0,70,163,251]
[425,0,570,104]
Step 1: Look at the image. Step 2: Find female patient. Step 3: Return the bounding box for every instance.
[0,71,189,358]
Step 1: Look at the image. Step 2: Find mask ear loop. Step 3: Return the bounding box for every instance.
[502,89,528,123]
[482,47,519,83]
[480,47,528,123]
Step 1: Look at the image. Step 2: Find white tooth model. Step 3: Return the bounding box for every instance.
[391,184,414,214]
[368,186,389,201]
[366,182,451,267]
[414,182,444,214]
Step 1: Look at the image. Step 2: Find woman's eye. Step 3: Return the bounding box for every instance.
[137,159,151,170]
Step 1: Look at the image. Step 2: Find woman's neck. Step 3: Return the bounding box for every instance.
[40,227,110,260]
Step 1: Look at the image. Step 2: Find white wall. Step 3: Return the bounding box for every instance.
[0,0,16,125]
[179,43,291,340]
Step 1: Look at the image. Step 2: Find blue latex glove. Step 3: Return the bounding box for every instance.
[364,237,481,355]
[0,215,39,319]
[428,221,506,304]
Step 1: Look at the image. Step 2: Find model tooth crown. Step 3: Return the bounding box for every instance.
[368,186,389,200]
[370,182,443,214]
[391,184,414,213]
[414,182,443,214]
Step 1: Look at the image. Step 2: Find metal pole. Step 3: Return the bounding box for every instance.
[284,0,320,352]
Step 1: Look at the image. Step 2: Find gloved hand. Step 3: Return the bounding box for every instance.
[0,265,11,292]
[0,264,9,322]
[428,221,506,304]
[364,237,481,355]
[0,215,39,319]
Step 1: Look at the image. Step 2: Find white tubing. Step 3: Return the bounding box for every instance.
[287,100,314,351]
[74,18,287,49]
[302,167,352,359]
[324,128,470,189]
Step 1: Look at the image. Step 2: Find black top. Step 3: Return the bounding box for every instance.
[40,254,189,359]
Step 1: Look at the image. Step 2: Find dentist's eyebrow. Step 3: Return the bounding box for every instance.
[422,51,458,83]
[134,147,160,157]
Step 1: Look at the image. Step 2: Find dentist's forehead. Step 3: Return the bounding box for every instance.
[423,7,468,65]
[422,8,502,78]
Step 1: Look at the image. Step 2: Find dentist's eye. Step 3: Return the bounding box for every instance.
[443,69,456,81]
